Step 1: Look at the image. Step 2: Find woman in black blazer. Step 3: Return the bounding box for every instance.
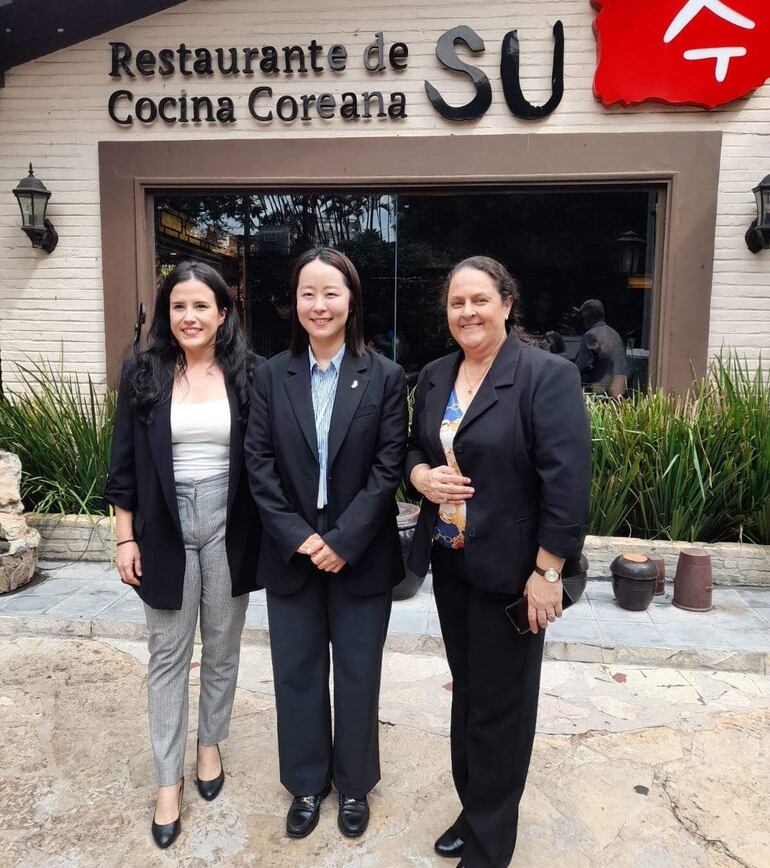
[105,261,263,849]
[406,257,591,868]
[245,247,407,841]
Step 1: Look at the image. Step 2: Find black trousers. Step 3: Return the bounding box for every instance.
[431,545,545,868]
[266,562,392,798]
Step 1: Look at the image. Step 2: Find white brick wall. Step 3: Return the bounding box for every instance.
[1,0,768,391]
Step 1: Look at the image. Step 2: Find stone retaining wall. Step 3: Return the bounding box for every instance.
[26,513,770,587]
[583,535,770,588]
[27,514,112,562]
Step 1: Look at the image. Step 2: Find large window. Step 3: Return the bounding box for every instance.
[155,187,659,391]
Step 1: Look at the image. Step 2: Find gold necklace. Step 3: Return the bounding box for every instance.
[461,337,506,396]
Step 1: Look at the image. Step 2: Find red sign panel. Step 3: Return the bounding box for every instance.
[592,0,770,108]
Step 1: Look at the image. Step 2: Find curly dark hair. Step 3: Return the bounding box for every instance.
[129,260,255,422]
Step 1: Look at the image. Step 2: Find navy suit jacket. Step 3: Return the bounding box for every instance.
[406,330,591,595]
[245,347,408,597]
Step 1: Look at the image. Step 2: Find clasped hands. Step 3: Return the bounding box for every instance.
[298,533,346,573]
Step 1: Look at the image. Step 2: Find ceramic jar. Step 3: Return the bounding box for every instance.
[610,553,657,611]
[648,550,666,596]
[394,501,424,601]
[673,547,713,612]
[563,552,589,605]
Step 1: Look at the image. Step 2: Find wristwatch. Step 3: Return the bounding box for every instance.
[534,564,562,583]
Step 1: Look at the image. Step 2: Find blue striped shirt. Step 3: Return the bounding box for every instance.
[309,344,346,509]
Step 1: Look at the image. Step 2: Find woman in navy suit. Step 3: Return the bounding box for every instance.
[106,261,263,848]
[406,257,591,868]
[245,247,407,840]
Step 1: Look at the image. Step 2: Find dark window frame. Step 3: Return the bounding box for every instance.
[99,131,721,390]
[150,185,663,376]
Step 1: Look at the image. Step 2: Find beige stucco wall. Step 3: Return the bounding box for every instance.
[0,0,768,391]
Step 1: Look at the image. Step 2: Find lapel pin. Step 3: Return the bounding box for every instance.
[351,380,359,389]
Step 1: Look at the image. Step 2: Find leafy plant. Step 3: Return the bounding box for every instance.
[2,354,767,548]
[587,398,643,536]
[587,355,769,544]
[0,359,115,515]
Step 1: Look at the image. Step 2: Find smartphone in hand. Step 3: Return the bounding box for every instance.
[505,586,575,635]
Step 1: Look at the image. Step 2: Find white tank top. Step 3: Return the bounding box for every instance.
[170,396,231,483]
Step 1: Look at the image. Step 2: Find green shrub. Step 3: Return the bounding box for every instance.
[0,359,115,515]
[1,354,767,546]
[588,399,643,536]
[587,356,769,544]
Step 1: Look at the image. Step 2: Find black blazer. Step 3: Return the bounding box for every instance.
[104,358,265,610]
[406,331,591,595]
[244,347,408,597]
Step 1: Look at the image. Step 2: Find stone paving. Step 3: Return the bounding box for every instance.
[1,561,769,673]
[1,635,769,867]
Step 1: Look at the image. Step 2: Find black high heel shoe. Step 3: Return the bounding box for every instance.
[196,742,225,801]
[151,779,184,849]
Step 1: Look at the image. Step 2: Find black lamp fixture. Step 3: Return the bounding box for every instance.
[616,229,645,276]
[745,175,770,253]
[12,164,58,253]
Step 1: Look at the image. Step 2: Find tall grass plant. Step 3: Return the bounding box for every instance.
[0,355,767,545]
[588,356,769,544]
[0,359,115,515]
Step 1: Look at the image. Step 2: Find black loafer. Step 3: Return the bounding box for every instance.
[151,779,184,849]
[286,783,332,838]
[337,793,369,837]
[435,826,465,858]
[196,743,225,801]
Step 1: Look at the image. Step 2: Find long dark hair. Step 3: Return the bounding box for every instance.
[288,247,365,357]
[442,255,536,345]
[130,260,254,421]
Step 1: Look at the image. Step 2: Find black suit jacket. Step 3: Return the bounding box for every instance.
[406,331,591,595]
[244,347,408,597]
[104,358,265,610]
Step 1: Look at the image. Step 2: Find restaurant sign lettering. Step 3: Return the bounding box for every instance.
[106,24,566,126]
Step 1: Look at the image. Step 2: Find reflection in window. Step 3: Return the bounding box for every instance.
[155,193,396,359]
[155,187,658,392]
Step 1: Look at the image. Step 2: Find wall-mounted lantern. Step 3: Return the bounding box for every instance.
[745,175,770,253]
[12,164,58,253]
[616,229,645,276]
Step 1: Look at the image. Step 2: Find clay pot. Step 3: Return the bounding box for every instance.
[393,502,425,601]
[648,551,666,596]
[562,552,589,605]
[673,548,713,612]
[610,553,657,611]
